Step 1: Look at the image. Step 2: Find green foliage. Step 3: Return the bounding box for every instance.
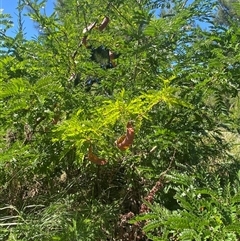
[1,0,240,240]
[215,0,240,26]
[0,200,119,241]
[131,167,240,240]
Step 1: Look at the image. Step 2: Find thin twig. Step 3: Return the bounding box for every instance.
[140,149,176,213]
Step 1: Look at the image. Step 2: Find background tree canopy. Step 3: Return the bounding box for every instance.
[0,0,240,240]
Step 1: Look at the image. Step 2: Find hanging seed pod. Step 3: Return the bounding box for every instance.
[88,145,107,165]
[115,121,135,151]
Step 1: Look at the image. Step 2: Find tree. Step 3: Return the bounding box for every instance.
[215,0,240,26]
[1,0,240,240]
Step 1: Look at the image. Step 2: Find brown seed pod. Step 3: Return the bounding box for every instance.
[116,121,135,151]
[88,145,107,165]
